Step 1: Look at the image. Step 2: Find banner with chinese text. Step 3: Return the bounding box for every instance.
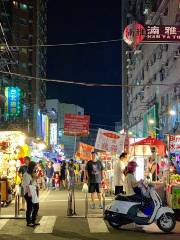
[5,86,21,117]
[64,114,90,136]
[169,135,180,154]
[95,128,125,154]
[77,142,94,161]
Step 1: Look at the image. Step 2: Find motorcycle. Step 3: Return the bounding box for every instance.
[104,181,176,233]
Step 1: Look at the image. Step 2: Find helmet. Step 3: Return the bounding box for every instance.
[127,161,138,173]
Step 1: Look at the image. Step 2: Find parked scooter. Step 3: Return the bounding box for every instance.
[104,181,176,233]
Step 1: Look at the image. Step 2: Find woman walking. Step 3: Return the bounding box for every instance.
[45,161,54,190]
[23,161,40,227]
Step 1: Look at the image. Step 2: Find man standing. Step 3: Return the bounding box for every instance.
[85,152,104,209]
[114,153,127,195]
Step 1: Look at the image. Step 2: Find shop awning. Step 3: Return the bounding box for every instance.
[131,137,166,156]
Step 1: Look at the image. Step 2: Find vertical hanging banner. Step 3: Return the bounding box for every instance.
[50,123,58,145]
[95,128,125,154]
[5,86,21,117]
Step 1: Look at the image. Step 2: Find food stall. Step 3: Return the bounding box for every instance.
[0,131,26,205]
[130,137,167,201]
[166,135,180,210]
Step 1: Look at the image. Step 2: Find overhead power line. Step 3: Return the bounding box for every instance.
[1,38,122,48]
[0,70,180,88]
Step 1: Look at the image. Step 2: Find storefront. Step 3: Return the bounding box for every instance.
[166,135,180,209]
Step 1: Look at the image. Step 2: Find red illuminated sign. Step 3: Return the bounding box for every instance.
[64,114,90,136]
[123,23,180,48]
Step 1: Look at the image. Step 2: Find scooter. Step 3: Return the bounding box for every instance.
[104,182,176,233]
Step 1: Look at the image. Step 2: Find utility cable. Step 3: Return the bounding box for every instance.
[0,70,180,88]
[0,38,122,48]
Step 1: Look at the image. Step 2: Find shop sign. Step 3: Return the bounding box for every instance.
[95,128,125,154]
[50,123,57,145]
[42,114,49,145]
[64,114,90,136]
[77,142,94,161]
[5,86,21,117]
[123,23,180,48]
[169,135,180,154]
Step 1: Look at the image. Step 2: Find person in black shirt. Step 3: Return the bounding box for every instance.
[85,152,104,209]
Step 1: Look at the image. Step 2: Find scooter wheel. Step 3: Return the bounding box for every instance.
[108,220,121,229]
[157,213,176,233]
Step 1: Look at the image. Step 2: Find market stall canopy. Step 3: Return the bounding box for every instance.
[131,137,166,156]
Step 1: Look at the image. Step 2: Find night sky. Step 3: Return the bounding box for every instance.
[47,0,122,130]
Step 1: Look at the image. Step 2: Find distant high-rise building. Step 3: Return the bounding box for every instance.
[0,0,47,135]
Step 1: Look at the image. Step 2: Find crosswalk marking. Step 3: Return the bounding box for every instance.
[33,216,57,233]
[39,190,50,202]
[0,219,9,230]
[88,218,109,233]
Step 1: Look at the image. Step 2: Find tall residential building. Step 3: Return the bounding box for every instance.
[123,0,180,137]
[0,0,47,135]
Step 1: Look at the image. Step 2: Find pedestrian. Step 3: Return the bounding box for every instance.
[74,161,80,184]
[114,153,127,195]
[23,161,40,227]
[18,156,31,211]
[60,161,66,188]
[67,159,76,190]
[54,172,60,190]
[84,151,104,209]
[123,161,141,201]
[36,162,46,190]
[45,161,54,190]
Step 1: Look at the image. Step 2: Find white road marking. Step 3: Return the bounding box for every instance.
[40,198,113,203]
[33,216,56,233]
[0,219,9,230]
[88,218,109,233]
[39,190,50,202]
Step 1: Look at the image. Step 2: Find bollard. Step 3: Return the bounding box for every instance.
[67,191,73,216]
[72,188,77,215]
[102,191,106,214]
[85,192,88,218]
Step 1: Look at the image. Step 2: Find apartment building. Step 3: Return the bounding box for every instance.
[122,0,180,137]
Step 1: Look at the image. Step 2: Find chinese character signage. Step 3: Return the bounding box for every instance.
[5,86,21,117]
[64,114,90,136]
[50,123,57,145]
[95,128,125,154]
[77,142,94,161]
[123,23,180,48]
[169,135,180,154]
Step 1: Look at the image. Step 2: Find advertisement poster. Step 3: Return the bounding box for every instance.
[95,128,125,154]
[77,142,94,161]
[64,114,90,136]
[169,135,180,154]
[50,123,58,145]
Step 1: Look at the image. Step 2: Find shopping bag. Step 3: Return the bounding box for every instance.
[82,183,88,193]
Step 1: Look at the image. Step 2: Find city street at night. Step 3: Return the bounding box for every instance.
[0,0,180,239]
[0,189,180,239]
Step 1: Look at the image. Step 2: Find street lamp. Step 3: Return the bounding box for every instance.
[149,119,155,125]
[169,109,176,116]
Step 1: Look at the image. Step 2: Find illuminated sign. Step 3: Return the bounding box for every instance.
[50,123,57,145]
[123,23,180,48]
[5,86,21,117]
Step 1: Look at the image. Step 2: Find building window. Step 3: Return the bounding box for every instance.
[13,1,18,7]
[160,68,165,81]
[20,63,27,69]
[20,3,28,10]
[21,48,28,54]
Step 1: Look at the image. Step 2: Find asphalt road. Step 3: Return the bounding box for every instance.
[0,189,180,240]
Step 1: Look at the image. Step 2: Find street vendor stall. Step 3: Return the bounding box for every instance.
[130,137,167,201]
[0,131,26,205]
[166,135,180,210]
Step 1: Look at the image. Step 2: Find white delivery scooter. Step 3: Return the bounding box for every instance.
[104,182,176,233]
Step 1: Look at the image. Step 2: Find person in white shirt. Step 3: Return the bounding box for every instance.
[124,161,141,201]
[114,153,127,195]
[23,161,40,227]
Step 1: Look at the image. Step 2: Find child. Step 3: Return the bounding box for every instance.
[54,173,60,190]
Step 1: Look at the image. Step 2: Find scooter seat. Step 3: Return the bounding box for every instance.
[115,194,142,202]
